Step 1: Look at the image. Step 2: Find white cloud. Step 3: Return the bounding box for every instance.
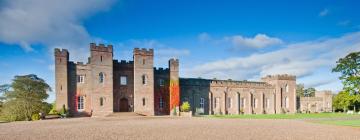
[319,8,329,17]
[185,32,360,90]
[198,32,211,42]
[225,34,283,49]
[115,39,190,67]
[0,0,115,61]
[338,20,351,26]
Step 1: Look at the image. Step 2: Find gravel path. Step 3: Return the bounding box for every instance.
[0,116,359,140]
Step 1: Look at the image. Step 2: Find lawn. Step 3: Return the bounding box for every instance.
[317,120,360,127]
[208,113,360,120]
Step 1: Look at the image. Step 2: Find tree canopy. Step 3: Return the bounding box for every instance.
[0,74,51,121]
[332,51,360,95]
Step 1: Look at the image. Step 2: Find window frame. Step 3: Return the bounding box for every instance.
[120,75,127,85]
[77,96,84,111]
[159,97,164,109]
[77,75,85,83]
[99,72,104,83]
[200,97,205,109]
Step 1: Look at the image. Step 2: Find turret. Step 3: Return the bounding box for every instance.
[54,48,69,111]
[261,74,296,114]
[133,48,155,115]
[169,58,180,112]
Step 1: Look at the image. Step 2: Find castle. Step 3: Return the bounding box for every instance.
[55,43,298,116]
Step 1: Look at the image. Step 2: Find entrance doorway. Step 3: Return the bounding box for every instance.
[119,98,129,112]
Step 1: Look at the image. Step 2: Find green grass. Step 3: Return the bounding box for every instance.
[317,120,360,127]
[208,113,360,119]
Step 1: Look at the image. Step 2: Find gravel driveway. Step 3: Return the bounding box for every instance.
[0,116,359,140]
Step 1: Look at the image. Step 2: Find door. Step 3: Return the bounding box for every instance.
[119,98,129,112]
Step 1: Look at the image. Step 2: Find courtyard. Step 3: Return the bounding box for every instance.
[1,113,360,140]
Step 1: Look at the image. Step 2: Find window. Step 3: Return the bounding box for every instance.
[214,97,220,108]
[227,98,232,108]
[200,98,205,109]
[285,84,289,92]
[266,98,270,109]
[100,97,104,106]
[253,98,258,108]
[159,97,164,109]
[143,59,146,65]
[99,72,104,83]
[142,75,147,85]
[285,97,289,108]
[77,75,85,83]
[240,98,246,108]
[159,79,164,86]
[120,76,127,85]
[142,98,146,106]
[77,96,84,111]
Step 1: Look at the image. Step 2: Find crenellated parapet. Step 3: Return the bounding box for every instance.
[210,79,274,88]
[261,74,296,81]
[54,48,69,58]
[134,48,154,56]
[154,67,170,74]
[90,43,113,52]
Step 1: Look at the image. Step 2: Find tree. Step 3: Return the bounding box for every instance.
[332,51,360,95]
[1,74,51,121]
[296,84,305,97]
[333,91,360,112]
[304,87,316,97]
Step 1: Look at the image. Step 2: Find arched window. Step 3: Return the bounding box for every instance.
[285,97,289,108]
[142,75,147,85]
[99,72,104,83]
[285,84,289,92]
[100,97,104,106]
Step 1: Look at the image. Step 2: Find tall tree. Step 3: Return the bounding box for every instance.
[1,74,51,121]
[296,84,305,97]
[332,51,360,95]
[304,87,316,97]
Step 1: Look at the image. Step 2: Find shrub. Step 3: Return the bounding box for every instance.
[31,114,40,121]
[181,102,190,112]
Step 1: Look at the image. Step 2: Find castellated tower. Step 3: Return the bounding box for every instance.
[54,48,69,111]
[169,58,180,113]
[89,43,114,116]
[261,74,297,114]
[133,48,155,115]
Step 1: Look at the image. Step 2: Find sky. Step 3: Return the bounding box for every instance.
[0,0,360,102]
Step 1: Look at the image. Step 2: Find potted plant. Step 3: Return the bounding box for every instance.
[180,102,192,117]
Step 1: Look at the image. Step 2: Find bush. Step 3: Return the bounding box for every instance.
[31,114,40,121]
[181,102,191,112]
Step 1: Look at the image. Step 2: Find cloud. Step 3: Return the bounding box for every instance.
[224,34,283,49]
[198,32,211,42]
[115,39,190,67]
[0,0,115,61]
[319,8,329,17]
[185,32,360,89]
[338,20,351,26]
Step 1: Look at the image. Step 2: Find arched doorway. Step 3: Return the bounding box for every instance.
[119,98,129,112]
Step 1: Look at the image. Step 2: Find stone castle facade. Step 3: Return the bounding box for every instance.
[299,91,333,113]
[55,43,297,116]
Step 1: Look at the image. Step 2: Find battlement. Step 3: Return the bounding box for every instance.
[114,60,134,65]
[169,58,179,62]
[90,43,113,52]
[154,67,170,73]
[54,48,69,57]
[261,74,296,81]
[134,48,154,56]
[210,79,273,88]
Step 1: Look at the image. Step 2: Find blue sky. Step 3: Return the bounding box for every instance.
[0,0,360,102]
